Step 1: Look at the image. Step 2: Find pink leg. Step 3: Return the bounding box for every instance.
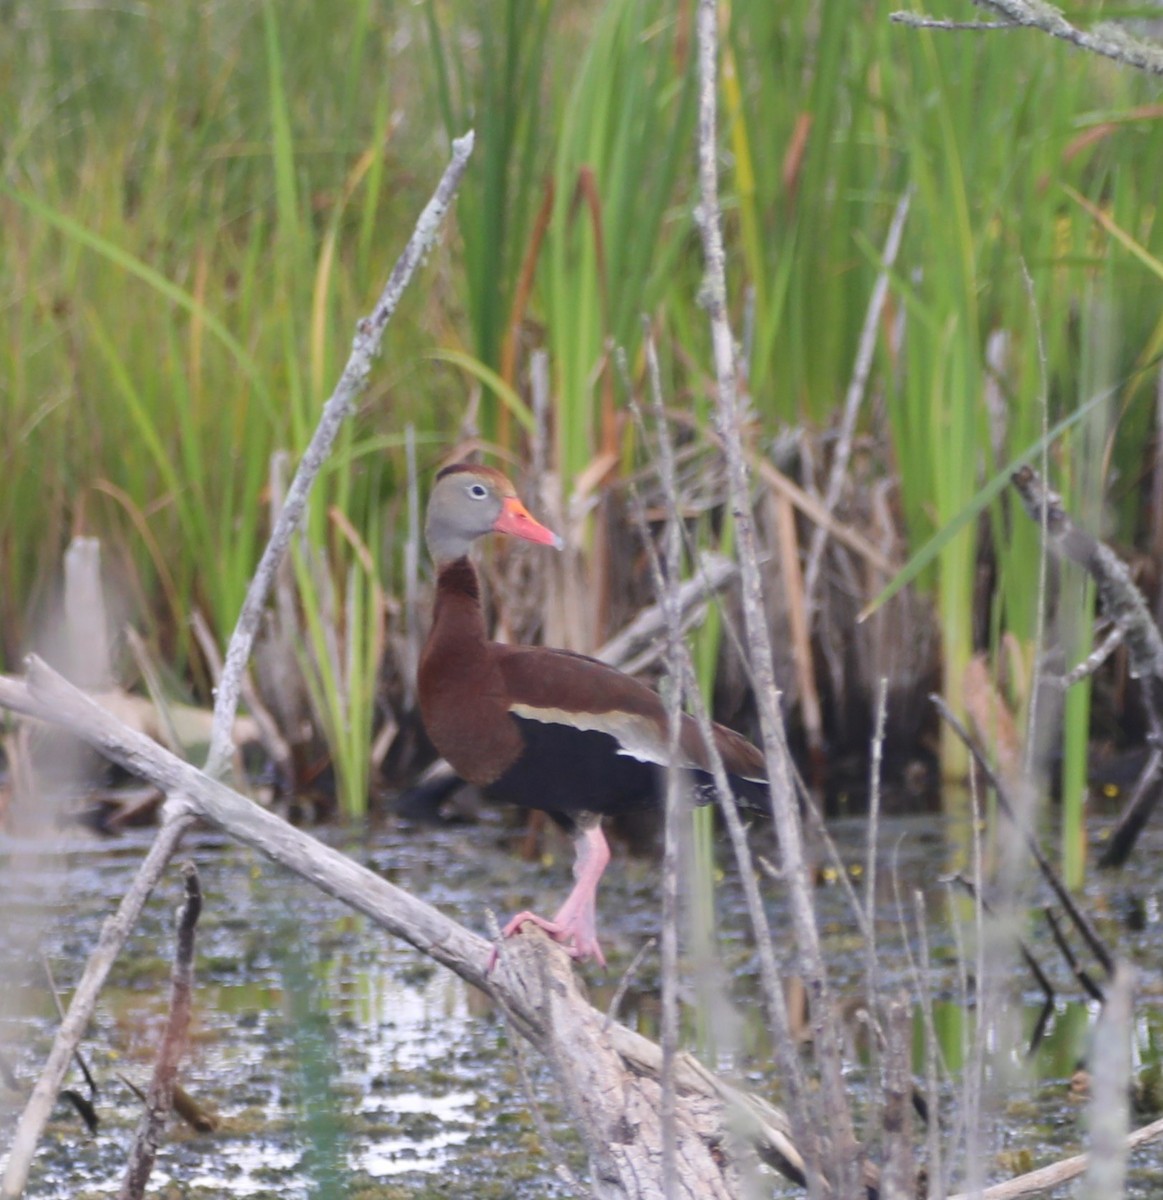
[490,822,611,969]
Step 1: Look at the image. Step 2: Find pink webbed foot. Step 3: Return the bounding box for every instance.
[487,910,606,970]
[486,821,612,972]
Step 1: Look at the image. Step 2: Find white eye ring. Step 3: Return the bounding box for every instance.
[467,483,488,500]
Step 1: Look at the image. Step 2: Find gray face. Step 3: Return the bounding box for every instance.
[424,472,506,564]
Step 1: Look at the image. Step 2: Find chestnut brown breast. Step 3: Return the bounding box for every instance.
[417,556,767,823]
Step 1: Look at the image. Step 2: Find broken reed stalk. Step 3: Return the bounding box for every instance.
[694,0,859,1191]
[119,863,202,1200]
[0,662,806,1198]
[0,133,475,1200]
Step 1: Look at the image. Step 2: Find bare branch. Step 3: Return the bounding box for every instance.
[1010,464,1163,866]
[694,0,860,1189]
[0,662,807,1196]
[0,134,475,1199]
[892,1,1163,76]
[205,130,475,780]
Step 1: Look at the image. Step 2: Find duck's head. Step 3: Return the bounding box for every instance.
[425,463,562,565]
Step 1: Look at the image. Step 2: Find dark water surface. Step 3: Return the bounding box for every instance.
[2,808,1162,1197]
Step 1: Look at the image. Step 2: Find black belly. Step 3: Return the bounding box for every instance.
[482,717,662,831]
[480,715,770,833]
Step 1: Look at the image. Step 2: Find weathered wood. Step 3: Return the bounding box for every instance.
[0,660,805,1197]
[945,1113,1163,1200]
[500,934,737,1199]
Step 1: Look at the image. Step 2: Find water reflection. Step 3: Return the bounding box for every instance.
[1,809,1161,1196]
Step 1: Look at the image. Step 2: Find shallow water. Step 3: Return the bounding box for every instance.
[2,808,1162,1197]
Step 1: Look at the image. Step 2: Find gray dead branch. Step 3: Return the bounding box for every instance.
[0,129,478,1200]
[0,659,804,1199]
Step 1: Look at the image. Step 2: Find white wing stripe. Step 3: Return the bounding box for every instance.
[508,702,700,770]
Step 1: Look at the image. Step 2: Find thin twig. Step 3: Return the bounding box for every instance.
[1042,906,1104,1004]
[863,677,888,1128]
[205,130,475,780]
[1012,465,1163,686]
[880,993,916,1199]
[629,372,818,1188]
[641,329,686,1200]
[39,955,98,1102]
[190,609,293,792]
[0,804,196,1200]
[401,423,422,713]
[119,862,202,1200]
[891,15,1018,29]
[694,0,858,1189]
[1057,625,1123,689]
[603,937,656,1030]
[948,875,1057,1054]
[912,890,943,1198]
[1020,258,1051,780]
[803,189,911,613]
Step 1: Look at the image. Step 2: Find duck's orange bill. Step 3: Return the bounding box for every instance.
[493,497,563,549]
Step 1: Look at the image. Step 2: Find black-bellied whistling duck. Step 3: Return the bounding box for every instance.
[418,463,767,966]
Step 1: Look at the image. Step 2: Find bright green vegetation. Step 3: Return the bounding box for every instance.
[3,2,1162,849]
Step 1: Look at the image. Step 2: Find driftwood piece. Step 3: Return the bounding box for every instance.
[1010,465,1163,867]
[945,1114,1163,1200]
[0,660,805,1197]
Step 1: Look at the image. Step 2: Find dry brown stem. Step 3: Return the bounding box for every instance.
[119,862,202,1200]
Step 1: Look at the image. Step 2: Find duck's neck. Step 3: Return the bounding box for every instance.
[429,556,487,646]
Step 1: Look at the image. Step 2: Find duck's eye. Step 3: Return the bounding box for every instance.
[467,483,488,500]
